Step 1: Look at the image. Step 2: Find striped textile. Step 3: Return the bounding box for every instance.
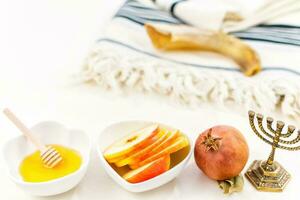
[116,0,300,46]
[81,0,300,118]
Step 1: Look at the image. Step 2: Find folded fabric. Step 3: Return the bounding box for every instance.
[80,0,300,118]
[151,0,300,31]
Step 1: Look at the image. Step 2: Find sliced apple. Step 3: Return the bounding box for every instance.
[130,135,189,169]
[103,124,159,160]
[106,155,126,163]
[123,155,170,183]
[106,134,159,164]
[115,128,169,167]
[109,129,165,164]
[125,129,180,167]
[151,129,180,153]
[117,130,181,167]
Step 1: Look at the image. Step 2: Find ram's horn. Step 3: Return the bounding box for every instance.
[145,23,261,76]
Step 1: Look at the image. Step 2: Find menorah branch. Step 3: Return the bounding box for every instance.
[277,144,300,151]
[281,125,296,138]
[258,115,298,145]
[276,130,300,150]
[248,111,273,146]
[279,131,300,145]
[256,114,275,140]
[267,117,295,139]
[276,121,284,134]
[248,110,300,151]
[266,117,276,134]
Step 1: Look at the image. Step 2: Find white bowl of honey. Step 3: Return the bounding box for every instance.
[2,121,91,196]
[97,121,192,192]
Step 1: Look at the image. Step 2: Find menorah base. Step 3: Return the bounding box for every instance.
[245,160,291,192]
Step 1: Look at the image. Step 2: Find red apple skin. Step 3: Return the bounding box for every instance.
[123,155,170,183]
[194,125,249,180]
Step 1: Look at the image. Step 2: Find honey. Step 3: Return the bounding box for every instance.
[19,144,82,182]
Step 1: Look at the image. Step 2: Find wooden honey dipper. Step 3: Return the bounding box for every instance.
[3,108,63,168]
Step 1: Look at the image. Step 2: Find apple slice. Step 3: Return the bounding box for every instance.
[123,155,170,183]
[116,130,181,167]
[151,129,180,153]
[130,135,189,169]
[115,128,169,167]
[107,134,160,164]
[106,155,126,163]
[107,126,165,164]
[125,129,180,167]
[104,124,159,160]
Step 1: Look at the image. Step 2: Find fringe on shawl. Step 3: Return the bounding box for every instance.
[80,45,300,118]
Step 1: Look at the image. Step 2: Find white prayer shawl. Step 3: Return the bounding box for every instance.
[81,0,300,118]
[152,0,300,31]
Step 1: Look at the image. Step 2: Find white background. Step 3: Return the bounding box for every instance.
[0,0,299,199]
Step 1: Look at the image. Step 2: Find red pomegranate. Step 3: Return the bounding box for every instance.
[194,125,249,180]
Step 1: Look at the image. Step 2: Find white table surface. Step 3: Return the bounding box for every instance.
[1,1,299,199]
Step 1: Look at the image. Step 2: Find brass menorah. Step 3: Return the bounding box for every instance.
[245,110,300,192]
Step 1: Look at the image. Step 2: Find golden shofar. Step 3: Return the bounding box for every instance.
[145,23,261,76]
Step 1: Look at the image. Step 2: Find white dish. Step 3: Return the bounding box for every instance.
[96,121,192,192]
[2,121,91,196]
